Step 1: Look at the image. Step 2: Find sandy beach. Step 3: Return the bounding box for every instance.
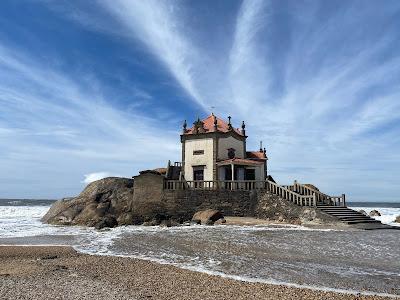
[0,246,395,300]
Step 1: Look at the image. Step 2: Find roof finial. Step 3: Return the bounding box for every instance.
[241,120,246,135]
[228,116,232,130]
[213,114,218,131]
[182,120,187,133]
[259,141,263,152]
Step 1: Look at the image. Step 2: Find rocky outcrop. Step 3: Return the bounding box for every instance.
[255,191,339,225]
[42,177,135,228]
[395,215,400,223]
[369,210,381,217]
[43,175,343,228]
[42,175,251,228]
[358,210,367,216]
[192,209,224,225]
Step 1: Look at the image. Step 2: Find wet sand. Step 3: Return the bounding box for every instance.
[0,246,394,300]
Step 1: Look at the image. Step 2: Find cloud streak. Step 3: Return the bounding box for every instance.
[2,0,400,201]
[88,0,400,200]
[0,43,179,198]
[99,0,208,109]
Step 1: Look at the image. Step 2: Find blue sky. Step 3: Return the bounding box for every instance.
[0,0,400,201]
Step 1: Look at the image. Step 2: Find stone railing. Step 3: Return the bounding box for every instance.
[163,179,345,207]
[287,181,346,207]
[164,180,268,191]
[266,180,317,206]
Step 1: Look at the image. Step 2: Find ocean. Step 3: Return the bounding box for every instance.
[0,199,399,297]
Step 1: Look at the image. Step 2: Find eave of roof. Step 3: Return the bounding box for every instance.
[216,158,265,166]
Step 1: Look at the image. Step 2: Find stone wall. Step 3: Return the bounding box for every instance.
[43,174,340,227]
[162,189,258,221]
[133,172,259,221]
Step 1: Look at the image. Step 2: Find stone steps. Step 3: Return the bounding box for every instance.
[317,206,382,225]
[269,185,397,229]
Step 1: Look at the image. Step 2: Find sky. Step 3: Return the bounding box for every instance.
[0,0,400,201]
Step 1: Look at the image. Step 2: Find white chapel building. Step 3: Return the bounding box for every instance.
[180,114,267,182]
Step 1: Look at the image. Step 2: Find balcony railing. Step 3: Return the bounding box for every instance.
[163,179,346,207]
[164,180,268,191]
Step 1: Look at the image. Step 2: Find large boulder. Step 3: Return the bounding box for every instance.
[395,215,400,223]
[369,210,381,217]
[192,209,224,225]
[358,210,367,216]
[42,177,135,227]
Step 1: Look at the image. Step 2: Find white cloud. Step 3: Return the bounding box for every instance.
[82,172,121,184]
[98,0,207,109]
[4,1,400,201]
[78,0,400,200]
[0,43,179,198]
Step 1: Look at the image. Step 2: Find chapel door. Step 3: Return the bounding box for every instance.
[193,167,204,188]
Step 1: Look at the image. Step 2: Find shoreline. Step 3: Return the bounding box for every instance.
[0,245,397,300]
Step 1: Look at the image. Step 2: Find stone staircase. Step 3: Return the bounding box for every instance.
[316,205,381,225]
[270,180,396,228]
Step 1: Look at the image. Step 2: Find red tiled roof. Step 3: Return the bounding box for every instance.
[216,158,264,166]
[183,114,243,136]
[246,151,267,160]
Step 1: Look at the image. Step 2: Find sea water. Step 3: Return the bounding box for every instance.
[0,199,399,296]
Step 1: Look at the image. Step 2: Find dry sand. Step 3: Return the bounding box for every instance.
[0,246,394,300]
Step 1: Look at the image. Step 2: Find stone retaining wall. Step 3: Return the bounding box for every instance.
[43,173,340,227]
[134,172,259,220]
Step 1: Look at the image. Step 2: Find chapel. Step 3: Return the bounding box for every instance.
[180,114,267,182]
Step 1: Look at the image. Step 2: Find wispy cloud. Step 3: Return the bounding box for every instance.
[2,0,400,201]
[78,0,400,200]
[0,43,179,198]
[98,0,208,109]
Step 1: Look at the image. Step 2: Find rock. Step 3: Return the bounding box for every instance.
[42,177,134,227]
[214,218,226,225]
[358,210,367,216]
[369,210,381,217]
[395,215,400,223]
[94,216,118,230]
[192,209,224,225]
[53,265,68,271]
[190,220,201,225]
[255,191,339,225]
[41,255,58,260]
[143,220,160,226]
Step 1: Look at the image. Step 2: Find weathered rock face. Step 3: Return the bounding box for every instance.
[42,177,134,227]
[255,191,339,225]
[42,174,254,228]
[395,215,400,223]
[192,209,224,225]
[358,210,367,216]
[43,174,343,228]
[369,210,381,217]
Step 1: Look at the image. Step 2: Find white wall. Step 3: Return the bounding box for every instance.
[254,164,265,181]
[184,138,214,181]
[217,136,244,160]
